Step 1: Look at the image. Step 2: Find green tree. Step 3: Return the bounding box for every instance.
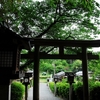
[72,60,82,72]
[40,60,53,73]
[40,59,69,74]
[1,0,100,70]
[0,0,100,39]
[88,52,100,77]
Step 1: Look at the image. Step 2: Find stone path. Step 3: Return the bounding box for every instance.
[27,83,63,100]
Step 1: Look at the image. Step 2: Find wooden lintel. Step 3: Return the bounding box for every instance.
[21,53,99,60]
[29,38,100,47]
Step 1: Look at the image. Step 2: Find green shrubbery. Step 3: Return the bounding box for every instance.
[49,80,100,100]
[57,82,69,98]
[89,81,100,100]
[49,82,55,92]
[11,81,25,100]
[73,82,83,100]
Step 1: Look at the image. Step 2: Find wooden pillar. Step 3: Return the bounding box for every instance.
[33,45,40,100]
[59,46,64,55]
[82,47,90,100]
[0,78,11,100]
[25,84,28,100]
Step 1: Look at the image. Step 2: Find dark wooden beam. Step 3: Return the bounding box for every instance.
[21,52,99,60]
[29,38,100,47]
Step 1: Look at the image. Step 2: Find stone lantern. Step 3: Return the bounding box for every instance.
[54,75,59,83]
[65,72,75,84]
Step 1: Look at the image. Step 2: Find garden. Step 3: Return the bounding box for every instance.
[49,78,100,100]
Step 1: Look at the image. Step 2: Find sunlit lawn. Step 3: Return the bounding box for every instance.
[39,72,50,83]
[39,78,47,83]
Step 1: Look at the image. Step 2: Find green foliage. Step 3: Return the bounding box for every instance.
[11,81,25,100]
[49,0,94,11]
[1,0,99,40]
[49,82,55,93]
[49,81,70,99]
[40,59,69,74]
[40,60,53,73]
[1,0,100,71]
[88,53,100,77]
[39,76,48,83]
[49,80,100,100]
[74,82,83,100]
[74,81,100,100]
[90,81,100,100]
[56,82,69,98]
[62,78,67,83]
[72,60,82,72]
[0,0,22,23]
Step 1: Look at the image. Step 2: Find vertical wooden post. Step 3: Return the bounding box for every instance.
[59,46,64,55]
[0,79,11,100]
[54,83,56,96]
[33,45,40,100]
[25,84,28,100]
[82,47,90,100]
[69,83,73,100]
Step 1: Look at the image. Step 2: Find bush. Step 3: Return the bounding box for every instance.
[56,82,69,98]
[49,81,70,99]
[49,82,55,93]
[11,81,25,100]
[90,81,100,100]
[74,81,100,100]
[74,82,83,100]
[49,80,100,100]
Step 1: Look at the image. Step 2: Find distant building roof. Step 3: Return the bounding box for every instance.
[54,71,65,78]
[75,71,92,76]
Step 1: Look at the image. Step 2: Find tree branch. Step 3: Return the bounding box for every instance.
[35,20,57,38]
[20,59,34,70]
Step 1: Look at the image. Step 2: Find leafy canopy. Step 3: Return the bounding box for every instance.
[1,0,100,70]
[0,0,100,40]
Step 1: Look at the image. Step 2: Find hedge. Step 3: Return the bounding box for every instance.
[49,80,100,100]
[11,81,25,100]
